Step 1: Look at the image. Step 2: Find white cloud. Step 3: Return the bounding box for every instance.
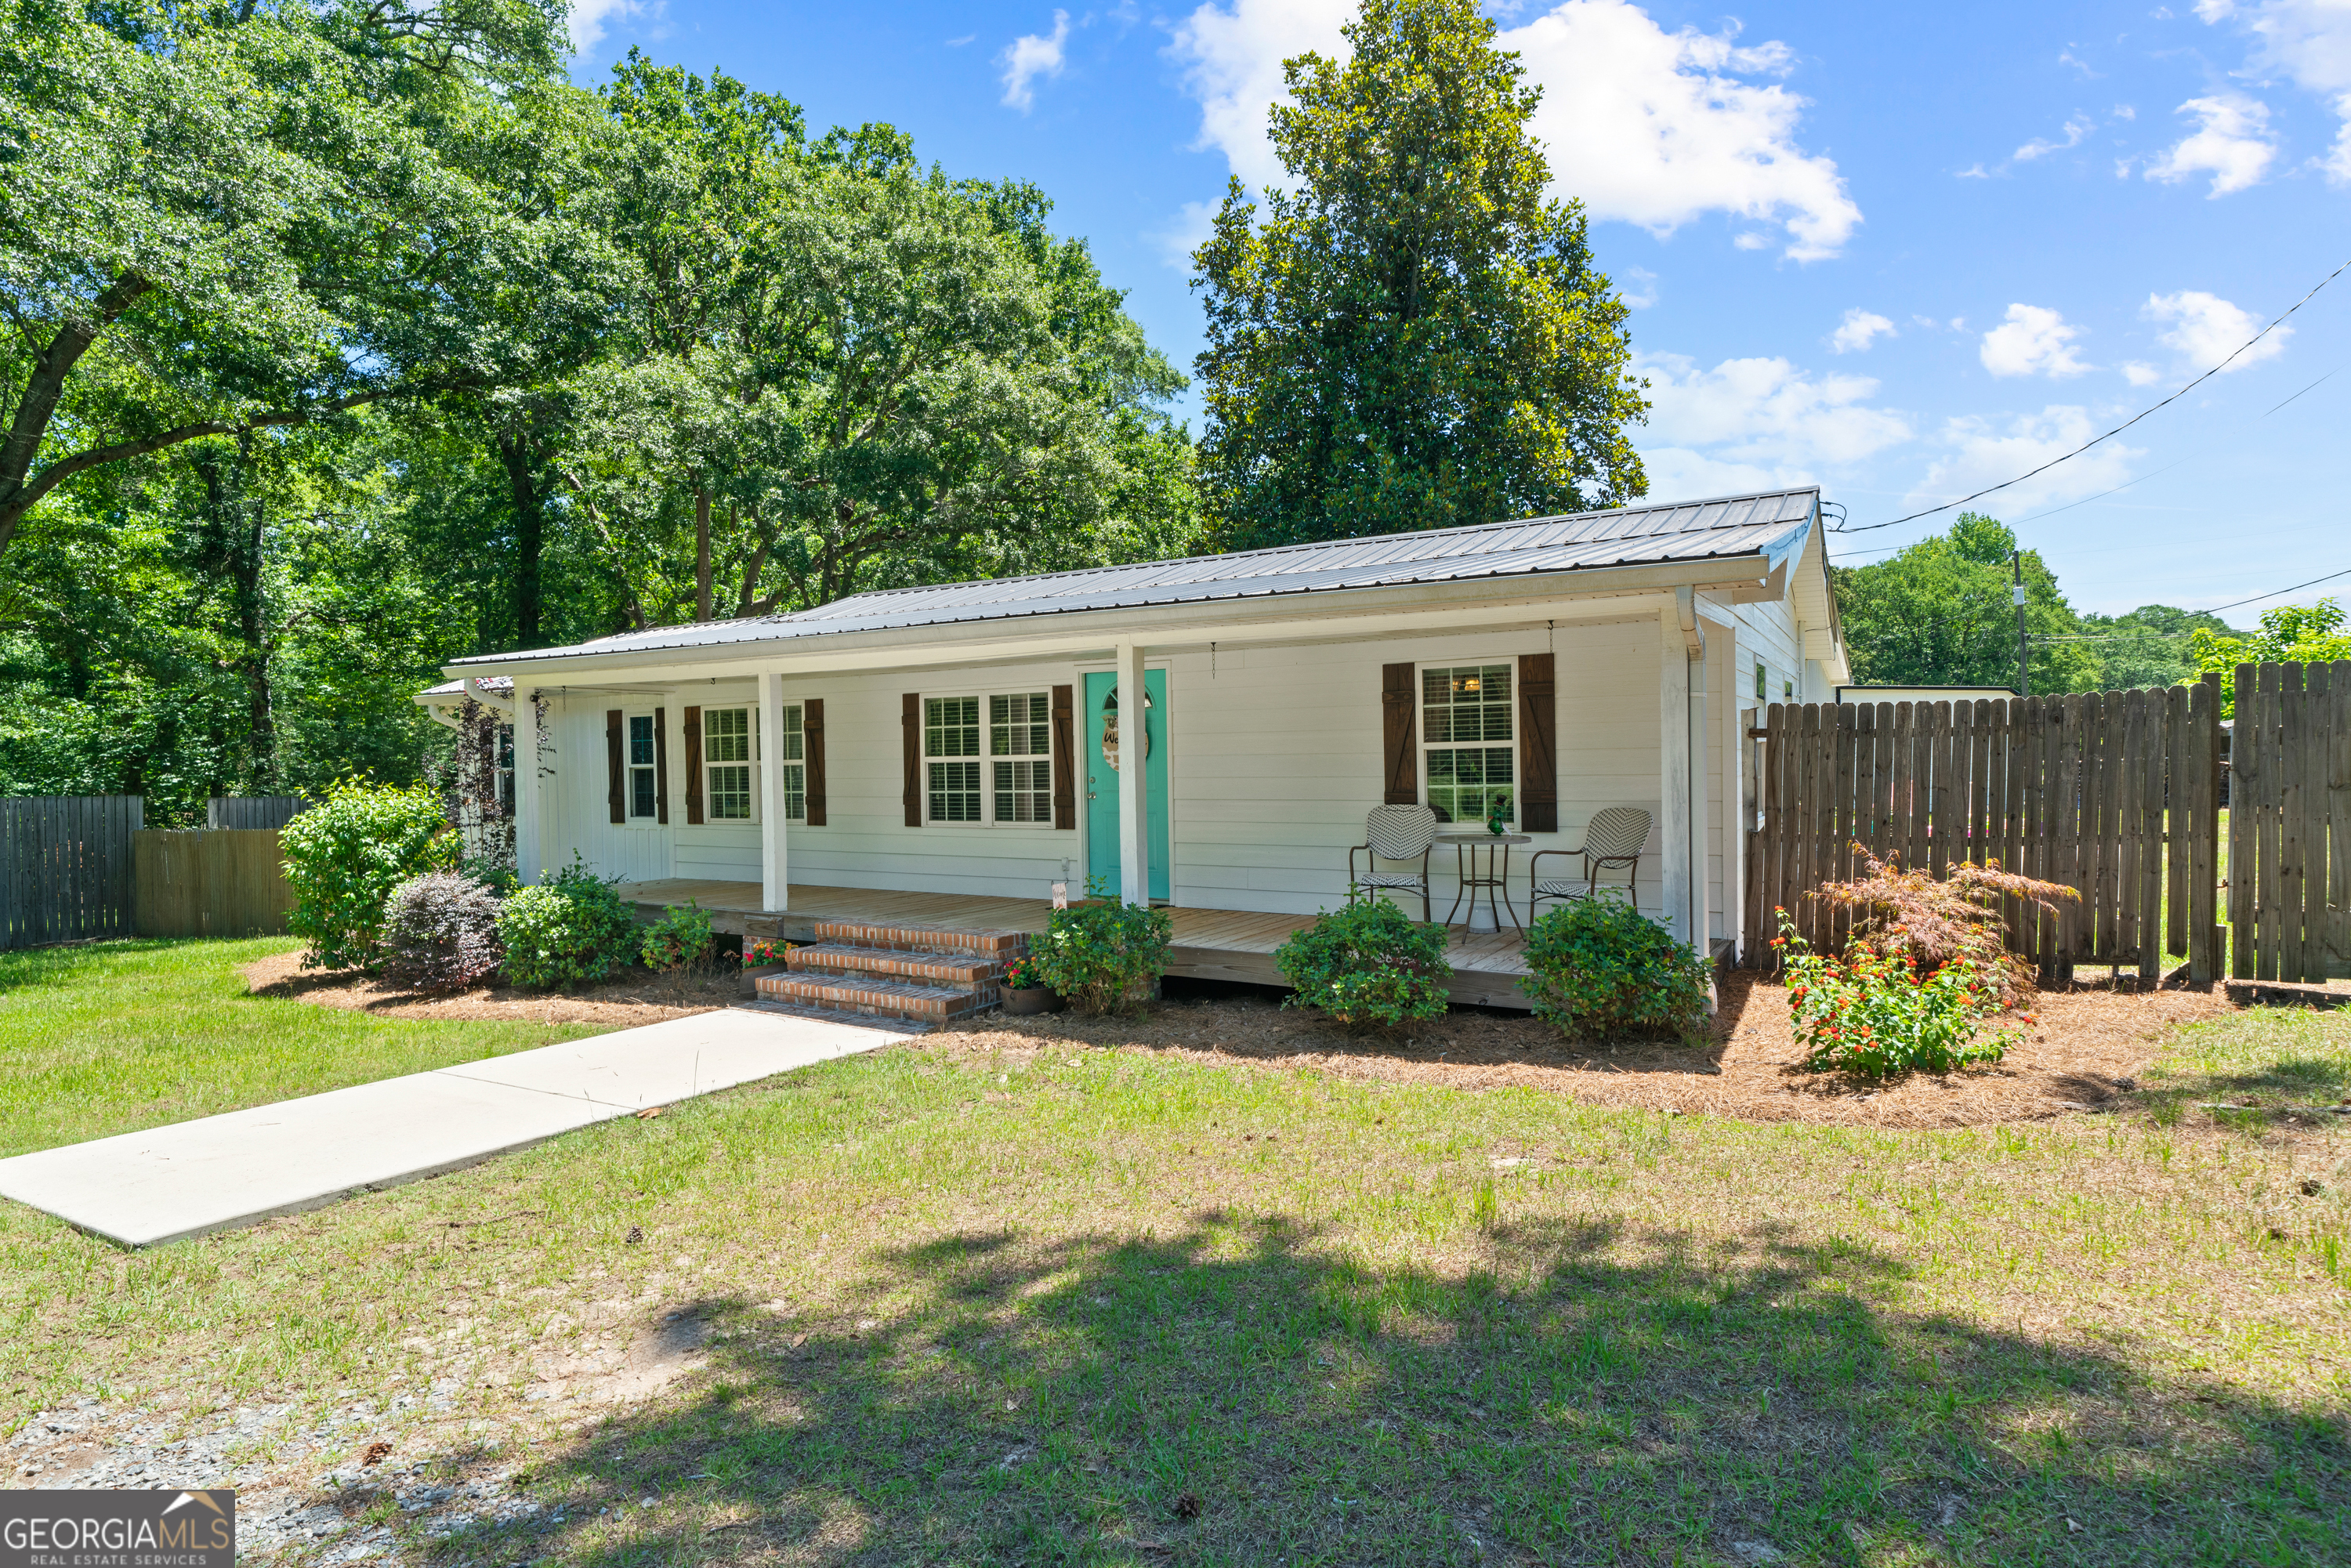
[1828,309,1895,353]
[1000,11,1072,113]
[2016,114,2094,160]
[2144,289,2291,371]
[1166,0,1862,259]
[2112,103,2137,120]
[567,0,647,53]
[1154,199,1219,270]
[2195,0,2351,182]
[1956,162,1991,178]
[1980,304,2092,378]
[2121,360,2164,386]
[1638,352,1913,468]
[1906,406,2144,515]
[2144,93,2278,194]
[1617,266,1660,308]
[1166,0,1352,189]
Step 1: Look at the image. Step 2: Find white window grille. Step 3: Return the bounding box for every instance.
[926,696,982,823]
[705,706,756,822]
[626,713,657,819]
[1422,663,1515,826]
[990,691,1052,823]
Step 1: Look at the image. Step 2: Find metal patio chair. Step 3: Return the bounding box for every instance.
[1529,806,1652,915]
[1348,805,1438,922]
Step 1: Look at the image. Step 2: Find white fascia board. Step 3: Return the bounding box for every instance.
[438,555,1775,689]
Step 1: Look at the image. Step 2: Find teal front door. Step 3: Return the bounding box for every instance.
[1083,669,1169,902]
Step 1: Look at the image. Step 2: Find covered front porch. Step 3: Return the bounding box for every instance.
[618,878,1537,1010]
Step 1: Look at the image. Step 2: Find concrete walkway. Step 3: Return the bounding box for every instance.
[0,1009,900,1248]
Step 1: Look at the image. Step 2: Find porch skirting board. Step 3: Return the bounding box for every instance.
[619,879,1536,1012]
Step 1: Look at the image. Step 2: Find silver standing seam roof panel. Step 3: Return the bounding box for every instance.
[447,487,1820,669]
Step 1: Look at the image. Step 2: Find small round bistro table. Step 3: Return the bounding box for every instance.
[1436,832,1534,935]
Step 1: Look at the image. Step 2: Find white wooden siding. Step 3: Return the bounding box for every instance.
[527,591,1809,937]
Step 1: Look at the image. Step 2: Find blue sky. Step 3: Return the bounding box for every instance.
[565,0,2351,621]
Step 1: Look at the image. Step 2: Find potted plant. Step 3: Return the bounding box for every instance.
[999,953,1056,1015]
[740,936,790,998]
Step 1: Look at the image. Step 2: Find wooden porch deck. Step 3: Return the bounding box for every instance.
[617,879,1534,1010]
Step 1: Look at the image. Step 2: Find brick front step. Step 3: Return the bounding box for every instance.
[784,941,1002,992]
[812,921,1028,959]
[755,971,990,1023]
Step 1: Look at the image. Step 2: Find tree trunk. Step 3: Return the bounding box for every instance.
[0,273,152,563]
[695,488,714,621]
[197,437,275,792]
[494,428,545,648]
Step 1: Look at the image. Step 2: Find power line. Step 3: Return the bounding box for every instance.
[1834,253,2351,535]
[2198,563,2351,617]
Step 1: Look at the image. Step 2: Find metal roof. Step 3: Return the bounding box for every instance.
[448,487,1819,668]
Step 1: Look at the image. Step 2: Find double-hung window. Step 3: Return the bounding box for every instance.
[926,697,983,822]
[704,706,757,822]
[625,714,657,820]
[1422,664,1515,825]
[926,691,1056,824]
[990,692,1052,823]
[777,704,806,821]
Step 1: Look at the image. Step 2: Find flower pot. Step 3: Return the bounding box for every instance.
[739,963,786,998]
[1001,986,1057,1016]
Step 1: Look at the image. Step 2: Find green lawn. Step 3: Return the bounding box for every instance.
[0,938,600,1157]
[1,943,2346,1565]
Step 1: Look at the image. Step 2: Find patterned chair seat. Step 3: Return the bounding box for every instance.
[1531,878,1592,897]
[1349,805,1439,922]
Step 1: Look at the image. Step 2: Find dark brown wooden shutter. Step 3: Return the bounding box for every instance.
[1382,663,1418,805]
[1518,652,1558,833]
[653,708,668,824]
[605,709,625,824]
[803,698,827,826]
[901,693,922,827]
[1051,683,1076,830]
[683,705,704,824]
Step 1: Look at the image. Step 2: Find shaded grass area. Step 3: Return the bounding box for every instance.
[0,939,602,1157]
[2143,1005,2351,1123]
[0,976,2345,1563]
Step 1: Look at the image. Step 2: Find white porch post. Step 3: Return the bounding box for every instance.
[1686,629,1710,951]
[516,686,546,885]
[759,669,788,911]
[1116,639,1150,907]
[1659,611,1690,940]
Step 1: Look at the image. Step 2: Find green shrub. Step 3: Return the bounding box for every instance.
[1520,893,1712,1040]
[1275,899,1451,1030]
[379,871,505,990]
[1777,912,2017,1077]
[640,900,713,973]
[495,858,639,989]
[281,778,455,969]
[1030,899,1172,1015]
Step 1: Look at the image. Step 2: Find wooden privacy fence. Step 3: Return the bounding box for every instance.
[2228,659,2351,983]
[0,796,143,951]
[1748,677,2227,983]
[133,830,297,939]
[206,794,310,831]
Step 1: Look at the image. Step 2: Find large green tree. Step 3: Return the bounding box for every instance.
[0,0,618,563]
[1190,0,1645,551]
[2190,600,2351,716]
[556,60,1197,625]
[1834,514,2095,693]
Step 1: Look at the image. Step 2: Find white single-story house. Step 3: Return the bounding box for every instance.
[416,487,1849,1007]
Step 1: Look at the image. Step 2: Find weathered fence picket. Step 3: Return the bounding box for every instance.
[0,796,143,951]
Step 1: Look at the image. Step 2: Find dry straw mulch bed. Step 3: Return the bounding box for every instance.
[240,948,737,1028]
[245,947,2236,1129]
[943,969,2235,1128]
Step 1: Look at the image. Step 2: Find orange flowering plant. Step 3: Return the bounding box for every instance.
[1776,848,2073,1077]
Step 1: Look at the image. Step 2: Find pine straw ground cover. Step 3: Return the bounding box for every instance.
[0,958,2346,1566]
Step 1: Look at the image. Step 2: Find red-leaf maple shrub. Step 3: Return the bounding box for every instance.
[1806,846,2076,1005]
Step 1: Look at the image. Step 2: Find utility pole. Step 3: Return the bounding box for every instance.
[2012,549,2030,696]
